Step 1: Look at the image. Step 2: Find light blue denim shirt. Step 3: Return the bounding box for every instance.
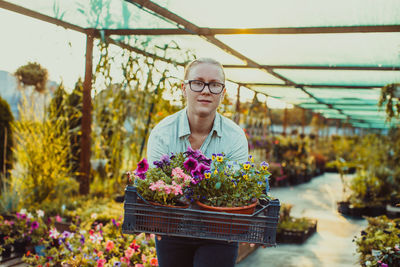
[146,108,248,165]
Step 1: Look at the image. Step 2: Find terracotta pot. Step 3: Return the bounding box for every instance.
[136,199,188,234]
[196,200,257,234]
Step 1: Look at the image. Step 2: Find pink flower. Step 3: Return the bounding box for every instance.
[183,157,198,172]
[55,215,62,222]
[106,240,114,251]
[135,264,144,267]
[135,158,149,174]
[125,247,134,258]
[141,254,147,262]
[97,259,106,267]
[120,257,130,264]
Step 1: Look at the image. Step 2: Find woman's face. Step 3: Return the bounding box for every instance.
[182,62,225,118]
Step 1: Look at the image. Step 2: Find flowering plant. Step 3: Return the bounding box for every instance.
[192,154,271,207]
[128,148,211,206]
[23,217,159,267]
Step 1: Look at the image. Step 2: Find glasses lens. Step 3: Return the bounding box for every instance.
[209,82,224,94]
[189,80,205,92]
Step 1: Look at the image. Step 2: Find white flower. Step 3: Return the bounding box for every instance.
[91,213,97,219]
[37,210,44,218]
[27,213,33,220]
[79,229,87,235]
[89,233,103,244]
[49,228,60,239]
[365,261,371,266]
[19,208,27,215]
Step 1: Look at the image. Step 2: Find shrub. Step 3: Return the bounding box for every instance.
[0,96,14,178]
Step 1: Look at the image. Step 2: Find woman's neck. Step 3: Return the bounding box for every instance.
[186,108,216,136]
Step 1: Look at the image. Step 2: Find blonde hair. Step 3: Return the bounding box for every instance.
[184,57,225,81]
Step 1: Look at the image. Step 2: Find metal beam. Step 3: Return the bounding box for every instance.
[0,0,86,34]
[125,0,296,85]
[245,83,380,89]
[224,64,400,71]
[101,25,400,35]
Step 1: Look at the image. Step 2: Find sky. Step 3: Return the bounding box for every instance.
[0,6,293,108]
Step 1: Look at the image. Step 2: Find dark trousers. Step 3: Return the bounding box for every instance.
[155,236,238,267]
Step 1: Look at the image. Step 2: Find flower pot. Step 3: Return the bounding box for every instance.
[195,200,257,234]
[137,199,189,233]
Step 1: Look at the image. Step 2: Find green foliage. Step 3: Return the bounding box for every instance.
[0,96,14,177]
[194,155,271,207]
[0,174,21,214]
[91,40,190,195]
[11,100,79,209]
[14,62,48,93]
[379,83,400,121]
[47,81,83,196]
[277,203,315,232]
[64,197,123,228]
[354,216,400,266]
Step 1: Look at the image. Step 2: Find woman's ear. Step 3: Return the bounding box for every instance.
[181,82,187,98]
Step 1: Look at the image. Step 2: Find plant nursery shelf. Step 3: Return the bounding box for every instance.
[276,220,317,244]
[337,201,387,218]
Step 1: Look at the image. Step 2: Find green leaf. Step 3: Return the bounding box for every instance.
[215,182,221,190]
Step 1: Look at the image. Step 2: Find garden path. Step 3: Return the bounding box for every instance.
[236,172,368,267]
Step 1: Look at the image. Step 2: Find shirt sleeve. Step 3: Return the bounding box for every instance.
[146,128,168,166]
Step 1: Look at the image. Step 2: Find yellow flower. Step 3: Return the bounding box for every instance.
[204,171,211,179]
[243,162,251,170]
[248,155,254,163]
[243,174,249,180]
[216,154,223,162]
[214,170,218,175]
[212,154,216,161]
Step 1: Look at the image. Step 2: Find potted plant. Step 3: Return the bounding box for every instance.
[191,154,271,211]
[276,204,317,244]
[129,147,211,207]
[354,216,400,267]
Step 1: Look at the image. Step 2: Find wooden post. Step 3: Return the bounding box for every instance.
[79,29,94,195]
[283,107,288,136]
[235,85,241,124]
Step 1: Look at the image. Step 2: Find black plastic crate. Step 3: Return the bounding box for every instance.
[122,186,280,246]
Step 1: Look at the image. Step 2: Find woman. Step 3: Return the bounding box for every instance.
[147,58,248,267]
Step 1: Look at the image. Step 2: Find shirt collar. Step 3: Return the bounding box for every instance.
[178,107,222,138]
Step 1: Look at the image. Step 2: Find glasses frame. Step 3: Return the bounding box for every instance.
[184,80,225,95]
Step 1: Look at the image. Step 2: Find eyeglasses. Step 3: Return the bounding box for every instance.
[184,80,225,94]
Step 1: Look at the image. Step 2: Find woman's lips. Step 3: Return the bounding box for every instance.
[198,99,212,103]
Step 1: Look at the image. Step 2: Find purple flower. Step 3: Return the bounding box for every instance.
[31,221,39,230]
[16,213,27,220]
[153,154,171,169]
[80,234,85,245]
[184,157,198,172]
[185,146,201,158]
[112,218,117,226]
[61,231,72,239]
[198,154,211,166]
[191,163,210,179]
[135,158,149,174]
[161,154,171,164]
[136,172,146,180]
[113,262,122,267]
